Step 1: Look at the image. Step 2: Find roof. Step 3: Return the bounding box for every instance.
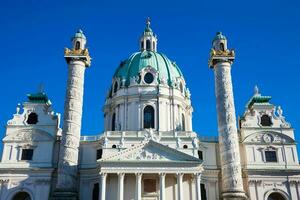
[72,29,86,40]
[113,51,184,87]
[212,32,227,43]
[27,92,51,105]
[246,87,272,108]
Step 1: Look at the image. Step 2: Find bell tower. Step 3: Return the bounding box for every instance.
[52,29,91,200]
[209,32,247,200]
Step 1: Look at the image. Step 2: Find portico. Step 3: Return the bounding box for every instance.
[98,172,202,200]
[98,140,203,200]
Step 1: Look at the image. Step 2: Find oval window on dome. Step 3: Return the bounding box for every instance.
[144,72,154,84]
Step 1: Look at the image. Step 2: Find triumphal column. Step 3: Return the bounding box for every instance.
[52,29,91,199]
[209,32,247,200]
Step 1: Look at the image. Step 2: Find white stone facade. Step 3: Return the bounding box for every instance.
[0,25,300,200]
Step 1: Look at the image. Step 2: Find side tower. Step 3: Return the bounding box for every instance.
[209,32,246,199]
[53,30,91,199]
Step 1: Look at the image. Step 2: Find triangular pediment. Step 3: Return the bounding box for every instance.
[100,140,201,162]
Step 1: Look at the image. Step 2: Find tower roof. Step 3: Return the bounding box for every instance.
[72,29,86,40]
[27,92,51,105]
[212,32,227,42]
[246,86,272,108]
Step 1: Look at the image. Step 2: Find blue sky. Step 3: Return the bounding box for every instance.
[0,1,300,146]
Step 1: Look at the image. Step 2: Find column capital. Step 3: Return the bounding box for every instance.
[194,173,201,179]
[117,172,125,177]
[135,172,143,177]
[100,172,107,177]
[159,172,166,177]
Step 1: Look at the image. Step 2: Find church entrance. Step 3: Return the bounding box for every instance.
[267,192,286,200]
[12,192,31,200]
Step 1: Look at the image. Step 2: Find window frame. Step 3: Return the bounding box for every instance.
[96,149,103,160]
[181,113,186,131]
[21,148,34,161]
[26,112,38,125]
[143,72,154,84]
[263,147,278,163]
[260,114,273,127]
[143,105,155,129]
[111,113,116,131]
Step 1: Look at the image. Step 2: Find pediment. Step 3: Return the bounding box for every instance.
[3,128,54,142]
[242,131,294,144]
[101,140,201,162]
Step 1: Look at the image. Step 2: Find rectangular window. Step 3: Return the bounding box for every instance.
[21,149,33,160]
[198,150,203,160]
[96,149,103,160]
[265,150,277,162]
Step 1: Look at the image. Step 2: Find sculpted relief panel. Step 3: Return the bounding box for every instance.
[243,132,293,144]
[4,129,53,142]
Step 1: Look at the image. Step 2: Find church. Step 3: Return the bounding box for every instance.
[0,19,300,200]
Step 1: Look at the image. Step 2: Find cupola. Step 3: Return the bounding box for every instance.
[212,32,227,51]
[140,18,158,52]
[72,29,87,50]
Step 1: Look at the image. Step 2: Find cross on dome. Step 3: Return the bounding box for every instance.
[254,85,260,96]
[146,17,151,28]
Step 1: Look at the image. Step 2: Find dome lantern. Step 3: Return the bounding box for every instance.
[140,17,158,52]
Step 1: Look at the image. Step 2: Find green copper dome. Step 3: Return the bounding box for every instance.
[113,51,184,87]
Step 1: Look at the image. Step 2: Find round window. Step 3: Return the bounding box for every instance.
[144,72,154,84]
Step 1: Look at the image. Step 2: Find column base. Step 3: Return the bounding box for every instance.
[222,191,248,200]
[50,191,78,200]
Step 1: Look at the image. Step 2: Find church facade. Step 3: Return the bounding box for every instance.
[0,20,300,200]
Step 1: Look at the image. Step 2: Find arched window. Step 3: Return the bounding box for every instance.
[181,114,185,131]
[12,192,31,200]
[267,192,286,200]
[261,114,272,126]
[75,41,80,50]
[146,40,151,51]
[92,183,99,200]
[111,113,116,131]
[179,82,183,93]
[27,112,38,124]
[220,43,225,51]
[113,81,118,93]
[108,88,112,98]
[141,41,144,49]
[144,105,155,129]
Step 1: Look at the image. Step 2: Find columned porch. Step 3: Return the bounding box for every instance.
[98,172,202,200]
[98,140,203,200]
